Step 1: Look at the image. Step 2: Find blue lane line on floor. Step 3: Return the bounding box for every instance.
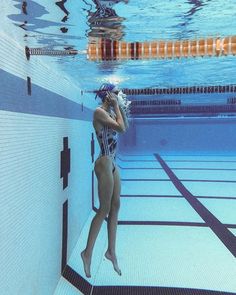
[117,159,157,162]
[121,179,171,181]
[172,168,236,171]
[166,160,236,163]
[94,205,236,229]
[118,165,236,171]
[121,194,183,198]
[118,221,207,227]
[120,194,236,200]
[121,179,236,183]
[117,220,236,229]
[155,153,236,258]
[92,286,236,295]
[118,158,236,163]
[118,167,163,170]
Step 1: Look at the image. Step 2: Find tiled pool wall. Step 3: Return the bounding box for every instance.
[0,32,98,295]
[119,117,236,154]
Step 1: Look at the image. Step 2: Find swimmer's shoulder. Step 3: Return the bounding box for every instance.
[93,107,107,130]
[94,106,104,119]
[94,106,112,118]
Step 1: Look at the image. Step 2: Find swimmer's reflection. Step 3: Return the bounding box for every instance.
[87,0,129,40]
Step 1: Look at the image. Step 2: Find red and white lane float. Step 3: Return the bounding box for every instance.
[26,36,236,61]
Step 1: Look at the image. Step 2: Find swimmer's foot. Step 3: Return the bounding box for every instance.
[81,250,91,278]
[105,250,122,276]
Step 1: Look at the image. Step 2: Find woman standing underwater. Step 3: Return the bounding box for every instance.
[81,83,131,278]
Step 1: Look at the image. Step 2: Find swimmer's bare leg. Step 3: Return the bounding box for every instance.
[105,249,122,276]
[105,166,122,276]
[81,250,91,278]
[81,163,114,278]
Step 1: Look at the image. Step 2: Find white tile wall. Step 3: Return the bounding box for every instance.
[0,110,96,294]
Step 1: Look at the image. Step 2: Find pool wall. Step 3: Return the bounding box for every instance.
[119,117,236,154]
[0,32,97,294]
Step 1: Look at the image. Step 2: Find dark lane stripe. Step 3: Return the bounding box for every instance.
[121,178,171,181]
[121,194,236,200]
[155,153,236,257]
[113,40,117,60]
[118,166,163,170]
[118,158,236,163]
[195,195,236,200]
[105,39,112,60]
[62,265,92,295]
[118,159,157,162]
[166,160,236,163]
[181,179,236,183]
[101,38,105,60]
[118,221,236,229]
[121,194,183,198]
[118,166,236,171]
[121,178,236,183]
[172,168,236,171]
[61,200,68,274]
[93,206,236,229]
[136,42,140,59]
[63,265,236,295]
[131,42,135,60]
[92,286,236,295]
[118,221,207,227]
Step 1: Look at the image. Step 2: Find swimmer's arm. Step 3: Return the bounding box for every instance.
[118,104,129,130]
[94,107,125,132]
[113,104,126,132]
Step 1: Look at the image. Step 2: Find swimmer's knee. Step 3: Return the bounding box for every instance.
[98,205,111,218]
[111,199,120,212]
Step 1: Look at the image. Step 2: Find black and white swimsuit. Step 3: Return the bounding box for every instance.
[95,107,118,172]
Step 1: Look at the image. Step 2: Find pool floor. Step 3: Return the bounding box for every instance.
[54,154,236,295]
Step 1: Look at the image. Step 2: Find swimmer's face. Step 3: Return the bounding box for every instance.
[104,87,119,100]
[104,88,120,105]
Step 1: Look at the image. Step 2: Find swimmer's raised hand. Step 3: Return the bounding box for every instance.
[106,92,118,107]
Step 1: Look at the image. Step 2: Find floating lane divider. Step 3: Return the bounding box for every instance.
[25,35,236,61]
[86,84,236,98]
[88,36,236,60]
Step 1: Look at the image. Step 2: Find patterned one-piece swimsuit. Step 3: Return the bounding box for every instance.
[95,107,118,173]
